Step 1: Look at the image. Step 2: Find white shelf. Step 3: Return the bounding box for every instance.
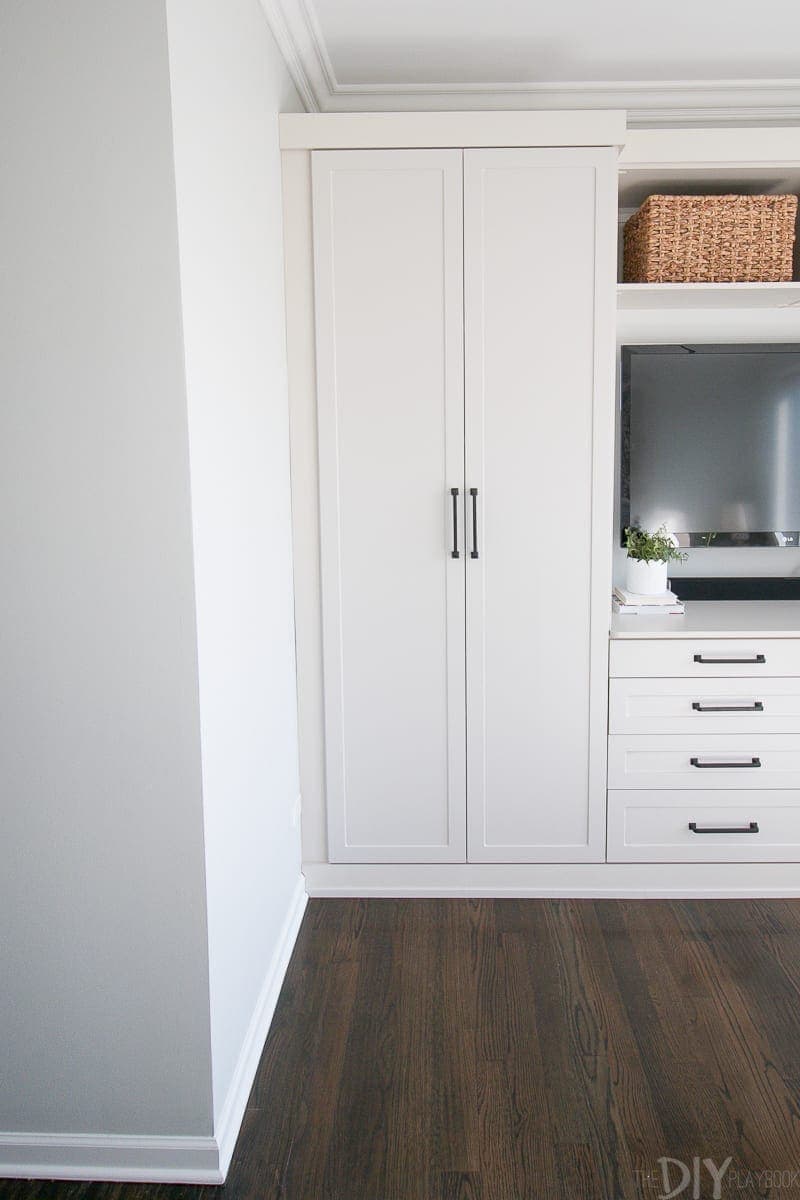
[618,282,800,311]
[610,601,800,640]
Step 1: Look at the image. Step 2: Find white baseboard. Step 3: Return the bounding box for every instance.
[0,1132,223,1184]
[304,860,800,898]
[0,875,309,1185]
[215,874,308,1178]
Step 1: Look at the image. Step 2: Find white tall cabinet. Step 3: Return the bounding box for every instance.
[306,123,618,865]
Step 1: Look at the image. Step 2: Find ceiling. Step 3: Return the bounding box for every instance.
[260,0,800,124]
[314,0,799,87]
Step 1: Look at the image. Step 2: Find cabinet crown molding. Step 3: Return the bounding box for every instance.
[279,110,627,150]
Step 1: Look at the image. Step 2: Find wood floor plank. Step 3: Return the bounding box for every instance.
[697,900,800,1079]
[630,900,761,1152]
[505,900,595,1148]
[266,962,359,1199]
[597,900,742,1164]
[318,923,401,1198]
[498,930,562,1197]
[438,1172,483,1200]
[474,1060,517,1200]
[467,900,510,1065]
[678,904,800,1161]
[547,901,669,1197]
[379,902,438,1197]
[430,902,481,1176]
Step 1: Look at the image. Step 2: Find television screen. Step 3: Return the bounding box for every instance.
[621,344,800,548]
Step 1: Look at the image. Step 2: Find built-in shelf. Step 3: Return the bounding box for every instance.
[610,600,800,640]
[617,282,800,311]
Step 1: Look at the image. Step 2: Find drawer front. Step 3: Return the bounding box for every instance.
[608,734,800,790]
[609,677,800,735]
[610,638,800,679]
[607,790,800,862]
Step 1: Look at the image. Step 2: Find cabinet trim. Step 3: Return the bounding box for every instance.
[303,860,800,897]
[280,111,627,151]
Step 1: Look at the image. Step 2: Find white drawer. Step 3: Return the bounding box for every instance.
[607,790,800,862]
[609,677,800,736]
[608,734,800,789]
[610,637,800,679]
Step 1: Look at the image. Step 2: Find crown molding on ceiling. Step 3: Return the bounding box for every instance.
[260,0,800,126]
[326,81,800,127]
[257,0,322,111]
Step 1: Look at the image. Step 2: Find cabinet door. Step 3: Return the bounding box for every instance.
[464,148,616,862]
[313,150,466,863]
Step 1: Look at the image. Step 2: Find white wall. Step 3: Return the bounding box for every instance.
[0,0,213,1139]
[165,0,305,1142]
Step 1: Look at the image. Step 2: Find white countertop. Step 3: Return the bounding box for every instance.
[610,601,800,640]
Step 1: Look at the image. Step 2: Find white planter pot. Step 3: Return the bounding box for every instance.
[625,557,668,596]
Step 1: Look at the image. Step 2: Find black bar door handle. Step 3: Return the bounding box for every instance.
[689,821,760,834]
[692,701,764,712]
[470,488,479,559]
[450,488,460,559]
[690,756,762,768]
[693,653,766,664]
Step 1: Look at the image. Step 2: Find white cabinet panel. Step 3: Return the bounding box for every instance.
[608,790,800,863]
[610,637,800,678]
[609,734,800,790]
[610,676,800,735]
[313,150,466,862]
[464,148,616,862]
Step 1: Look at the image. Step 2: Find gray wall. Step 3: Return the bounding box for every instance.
[0,0,213,1135]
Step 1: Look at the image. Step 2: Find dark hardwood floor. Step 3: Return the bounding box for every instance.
[4,899,800,1200]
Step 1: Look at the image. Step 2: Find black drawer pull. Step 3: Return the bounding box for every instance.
[450,488,460,559]
[692,701,764,713]
[690,756,761,768]
[689,821,759,835]
[693,653,766,664]
[469,487,479,559]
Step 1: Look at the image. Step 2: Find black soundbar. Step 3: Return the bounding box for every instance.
[672,577,800,602]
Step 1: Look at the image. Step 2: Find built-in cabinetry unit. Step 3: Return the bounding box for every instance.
[311,136,617,863]
[281,116,800,896]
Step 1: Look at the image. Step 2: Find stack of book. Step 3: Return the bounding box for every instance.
[612,586,685,615]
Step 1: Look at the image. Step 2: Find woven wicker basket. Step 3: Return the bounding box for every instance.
[623,194,798,283]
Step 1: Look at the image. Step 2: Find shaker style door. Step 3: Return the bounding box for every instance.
[312,150,467,862]
[463,147,616,862]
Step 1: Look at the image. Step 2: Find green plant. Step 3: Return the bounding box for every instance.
[624,525,688,565]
